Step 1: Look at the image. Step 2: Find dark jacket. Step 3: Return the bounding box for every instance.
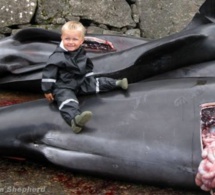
[41,46,94,93]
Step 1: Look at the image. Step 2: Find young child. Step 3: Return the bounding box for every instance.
[41,21,128,133]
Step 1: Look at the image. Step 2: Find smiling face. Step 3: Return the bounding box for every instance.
[61,29,84,52]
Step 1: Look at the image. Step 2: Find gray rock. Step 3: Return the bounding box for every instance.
[0,0,208,40]
[35,0,67,24]
[52,18,66,25]
[137,0,205,39]
[86,26,104,34]
[125,28,141,37]
[0,0,37,27]
[0,26,12,34]
[68,0,135,28]
[131,4,139,23]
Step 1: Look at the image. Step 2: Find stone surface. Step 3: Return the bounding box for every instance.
[0,0,37,27]
[137,0,205,39]
[35,0,67,24]
[68,0,135,28]
[125,28,141,37]
[0,0,208,39]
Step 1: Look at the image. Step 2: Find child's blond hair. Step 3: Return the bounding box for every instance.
[61,21,86,38]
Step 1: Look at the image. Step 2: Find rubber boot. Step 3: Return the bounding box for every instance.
[71,111,92,133]
[116,78,128,90]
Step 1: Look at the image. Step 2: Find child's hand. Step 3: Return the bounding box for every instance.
[44,93,54,102]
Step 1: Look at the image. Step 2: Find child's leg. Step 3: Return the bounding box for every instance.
[54,88,92,133]
[79,77,128,95]
[98,77,128,92]
[54,88,80,125]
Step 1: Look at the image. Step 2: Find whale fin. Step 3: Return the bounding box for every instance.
[13,28,61,43]
[184,0,215,31]
[199,0,215,23]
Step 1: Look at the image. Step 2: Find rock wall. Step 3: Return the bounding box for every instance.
[0,0,205,39]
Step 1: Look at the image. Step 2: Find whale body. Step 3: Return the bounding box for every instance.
[0,77,213,191]
[0,0,215,192]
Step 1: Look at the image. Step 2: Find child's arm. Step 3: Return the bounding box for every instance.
[41,61,58,101]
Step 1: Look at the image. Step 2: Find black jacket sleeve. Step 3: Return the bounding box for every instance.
[41,63,58,93]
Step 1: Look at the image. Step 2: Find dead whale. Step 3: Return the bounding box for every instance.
[0,28,147,91]
[0,0,215,193]
[1,0,215,91]
[0,77,212,191]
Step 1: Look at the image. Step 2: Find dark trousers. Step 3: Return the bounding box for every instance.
[54,77,117,125]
